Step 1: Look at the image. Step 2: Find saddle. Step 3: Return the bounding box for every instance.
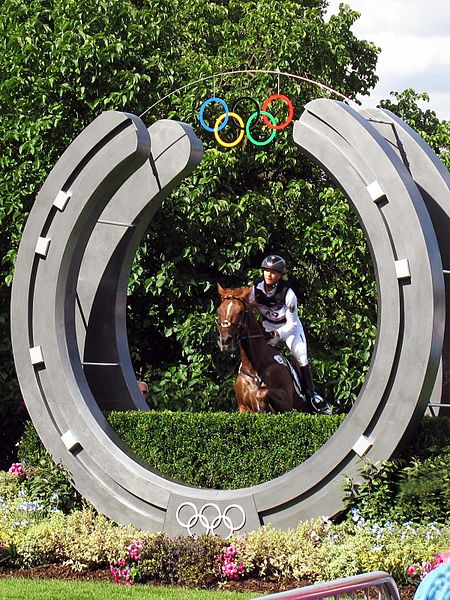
[273,354,305,400]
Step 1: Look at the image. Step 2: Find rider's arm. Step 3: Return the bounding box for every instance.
[276,288,300,340]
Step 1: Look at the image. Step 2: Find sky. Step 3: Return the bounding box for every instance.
[325,0,450,121]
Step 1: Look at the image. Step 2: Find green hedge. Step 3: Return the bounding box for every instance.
[18,413,449,491]
[19,412,344,489]
[107,411,345,488]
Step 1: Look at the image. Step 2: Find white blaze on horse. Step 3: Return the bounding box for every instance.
[216,284,310,413]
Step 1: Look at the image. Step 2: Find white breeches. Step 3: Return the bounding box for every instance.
[267,325,308,366]
[285,327,308,367]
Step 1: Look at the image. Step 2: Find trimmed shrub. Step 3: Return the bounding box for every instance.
[19,412,345,489]
[16,414,450,521]
[316,520,449,585]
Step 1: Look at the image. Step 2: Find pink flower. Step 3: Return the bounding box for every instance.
[8,463,25,476]
[127,539,143,561]
[407,566,417,576]
[224,545,237,558]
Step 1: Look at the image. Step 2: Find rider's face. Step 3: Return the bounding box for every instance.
[263,268,282,288]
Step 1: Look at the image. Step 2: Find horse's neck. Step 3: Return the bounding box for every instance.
[240,312,273,374]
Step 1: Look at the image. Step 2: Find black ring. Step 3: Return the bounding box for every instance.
[230,96,260,131]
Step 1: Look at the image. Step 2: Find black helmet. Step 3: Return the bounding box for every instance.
[261,255,286,274]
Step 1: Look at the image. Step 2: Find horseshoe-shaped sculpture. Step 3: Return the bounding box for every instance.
[11,100,450,536]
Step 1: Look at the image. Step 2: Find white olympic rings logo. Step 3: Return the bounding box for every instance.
[176,502,246,538]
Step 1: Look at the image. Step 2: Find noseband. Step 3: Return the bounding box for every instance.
[217,296,249,339]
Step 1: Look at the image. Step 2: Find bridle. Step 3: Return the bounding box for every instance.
[217,295,249,340]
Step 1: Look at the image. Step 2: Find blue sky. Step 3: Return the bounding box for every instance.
[326,0,450,121]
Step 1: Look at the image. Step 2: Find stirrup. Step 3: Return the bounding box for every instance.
[309,393,332,415]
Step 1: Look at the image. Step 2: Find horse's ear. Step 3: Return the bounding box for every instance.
[217,283,226,298]
[241,286,252,300]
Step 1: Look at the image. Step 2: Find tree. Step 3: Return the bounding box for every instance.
[379,88,450,170]
[0,0,401,463]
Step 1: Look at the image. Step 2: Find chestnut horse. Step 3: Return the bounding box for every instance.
[217,284,309,413]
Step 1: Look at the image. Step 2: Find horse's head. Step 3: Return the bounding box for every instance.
[216,284,252,351]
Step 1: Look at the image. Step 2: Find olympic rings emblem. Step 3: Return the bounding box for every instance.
[176,502,246,538]
[198,94,294,148]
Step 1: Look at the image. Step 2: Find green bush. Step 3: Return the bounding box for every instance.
[2,506,448,588]
[14,432,82,515]
[315,520,449,585]
[409,415,450,459]
[19,412,345,489]
[138,534,223,587]
[341,416,450,525]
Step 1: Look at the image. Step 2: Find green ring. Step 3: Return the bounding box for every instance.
[245,110,277,146]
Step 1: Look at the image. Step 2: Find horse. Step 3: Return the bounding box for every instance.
[216,284,310,413]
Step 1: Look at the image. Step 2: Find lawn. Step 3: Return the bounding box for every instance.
[0,578,261,600]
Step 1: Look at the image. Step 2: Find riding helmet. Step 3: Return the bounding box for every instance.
[261,255,286,274]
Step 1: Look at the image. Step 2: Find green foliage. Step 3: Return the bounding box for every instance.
[0,505,154,569]
[2,504,448,589]
[409,415,450,459]
[18,415,449,517]
[235,520,325,581]
[138,534,223,587]
[107,411,344,488]
[19,413,344,489]
[14,422,82,514]
[342,419,450,525]
[316,519,449,585]
[379,88,450,170]
[395,456,450,522]
[19,411,343,489]
[24,458,83,515]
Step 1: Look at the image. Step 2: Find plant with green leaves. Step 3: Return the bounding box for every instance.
[2,0,450,457]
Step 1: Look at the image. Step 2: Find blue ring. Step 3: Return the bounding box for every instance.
[199,97,229,132]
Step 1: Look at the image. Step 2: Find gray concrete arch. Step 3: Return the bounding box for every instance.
[10,101,448,536]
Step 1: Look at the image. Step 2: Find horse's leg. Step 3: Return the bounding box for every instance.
[265,390,293,414]
[235,375,259,412]
[256,386,274,413]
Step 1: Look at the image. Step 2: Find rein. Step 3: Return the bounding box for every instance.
[217,295,249,337]
[217,294,266,341]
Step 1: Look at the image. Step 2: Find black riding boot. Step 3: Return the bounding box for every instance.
[299,364,331,415]
[299,364,315,400]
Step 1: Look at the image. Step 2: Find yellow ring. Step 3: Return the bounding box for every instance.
[214,112,245,148]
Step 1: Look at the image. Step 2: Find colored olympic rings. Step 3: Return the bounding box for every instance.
[214,112,245,148]
[246,111,277,146]
[262,94,294,130]
[230,96,260,130]
[198,94,294,147]
[199,97,229,132]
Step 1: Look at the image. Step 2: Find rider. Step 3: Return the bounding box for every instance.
[249,254,331,414]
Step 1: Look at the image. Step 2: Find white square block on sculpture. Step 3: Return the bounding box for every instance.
[366,180,385,202]
[61,430,80,452]
[53,190,72,211]
[395,258,411,279]
[352,435,373,457]
[35,237,51,257]
[29,345,44,365]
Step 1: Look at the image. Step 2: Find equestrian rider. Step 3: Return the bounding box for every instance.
[249,255,331,414]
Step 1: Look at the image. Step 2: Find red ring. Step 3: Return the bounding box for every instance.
[261,94,294,130]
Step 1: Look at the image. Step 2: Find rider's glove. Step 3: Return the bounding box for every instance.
[265,330,279,341]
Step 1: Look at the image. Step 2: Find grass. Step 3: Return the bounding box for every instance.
[0,578,261,600]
